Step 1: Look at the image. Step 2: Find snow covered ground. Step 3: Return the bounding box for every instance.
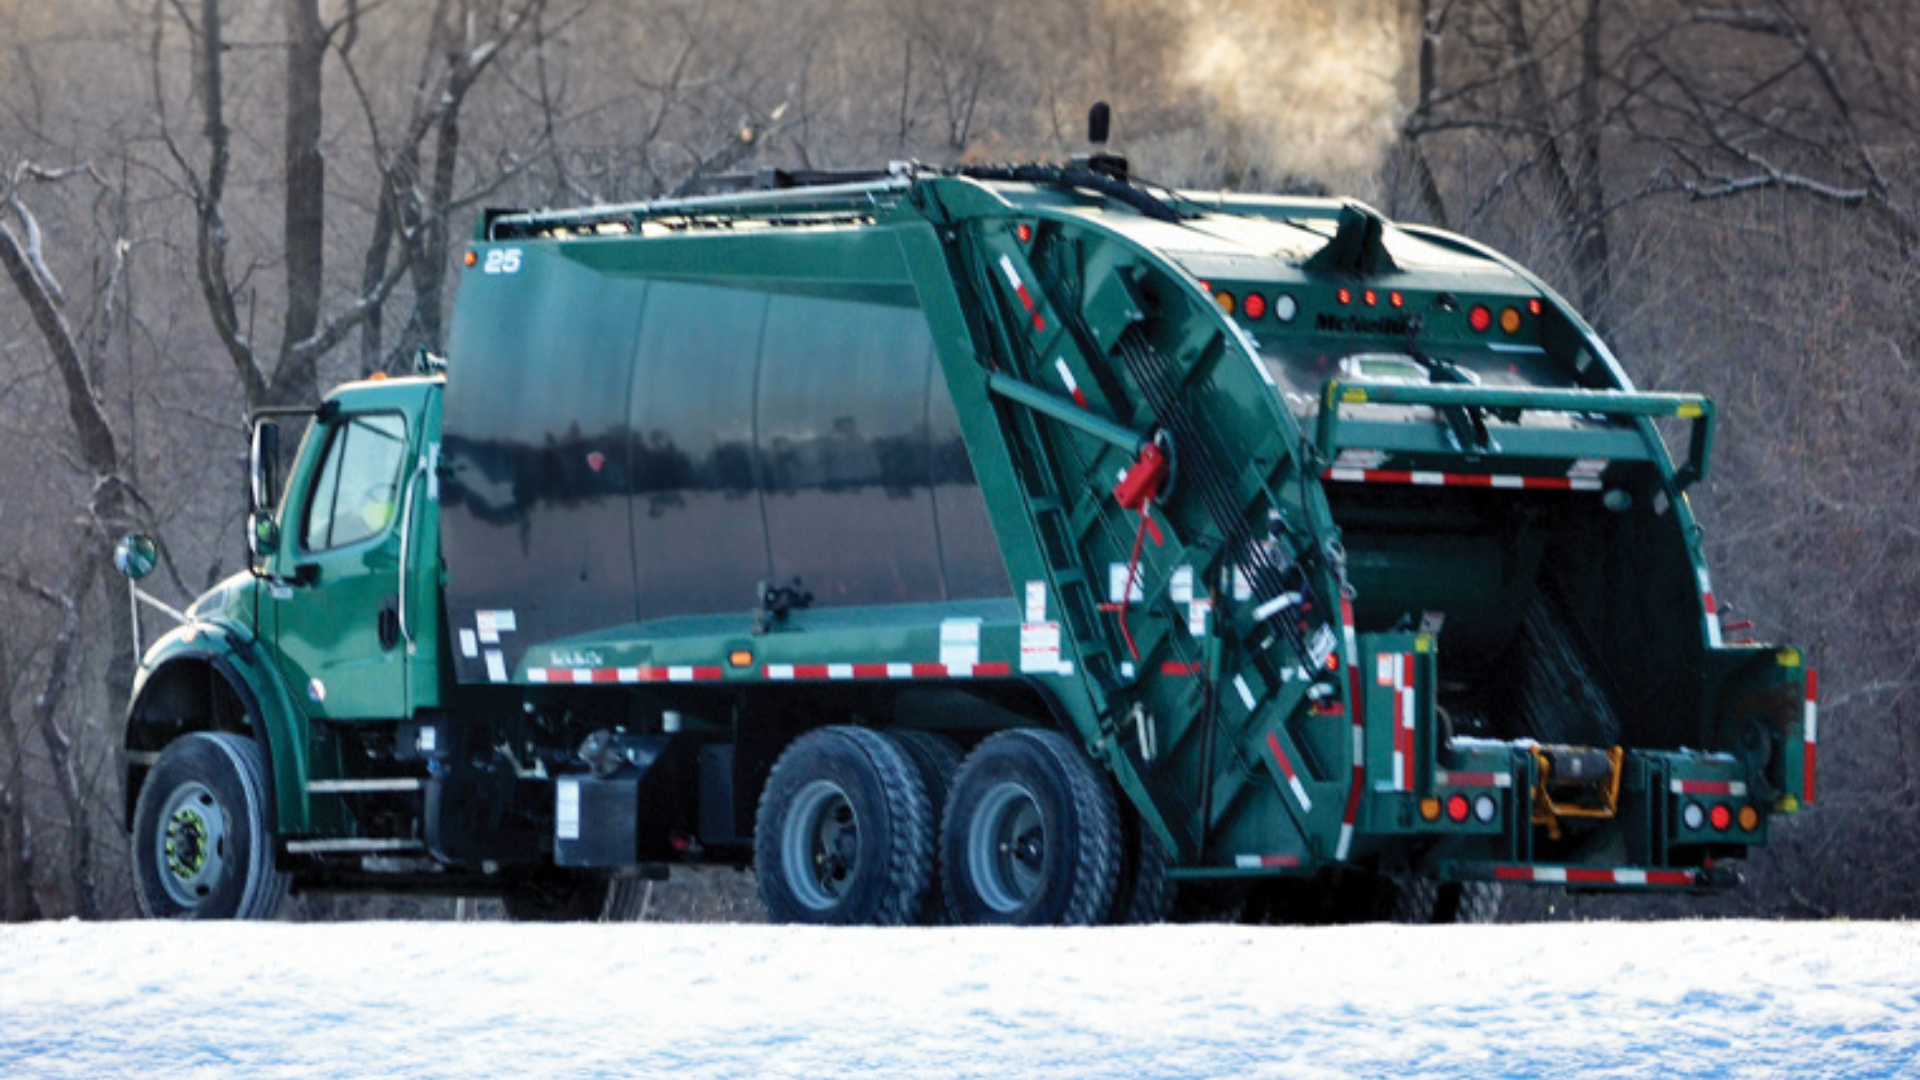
[2,919,1915,1079]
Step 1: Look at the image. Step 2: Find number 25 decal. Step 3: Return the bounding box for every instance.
[483,248,523,275]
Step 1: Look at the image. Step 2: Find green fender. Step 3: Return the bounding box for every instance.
[123,618,311,836]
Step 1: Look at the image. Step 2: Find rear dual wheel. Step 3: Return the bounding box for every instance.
[754,727,933,925]
[939,729,1120,926]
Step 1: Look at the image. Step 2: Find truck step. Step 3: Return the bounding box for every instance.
[285,838,427,855]
[307,778,425,794]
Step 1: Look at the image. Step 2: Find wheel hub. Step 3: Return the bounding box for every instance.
[154,781,229,908]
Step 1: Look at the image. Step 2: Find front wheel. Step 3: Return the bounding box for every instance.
[131,732,289,920]
[940,729,1119,926]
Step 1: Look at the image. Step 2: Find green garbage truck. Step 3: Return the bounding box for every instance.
[116,150,1816,924]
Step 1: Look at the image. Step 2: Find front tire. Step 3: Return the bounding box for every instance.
[131,732,289,920]
[754,727,932,925]
[940,728,1119,926]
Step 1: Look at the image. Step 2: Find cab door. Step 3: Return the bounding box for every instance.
[266,393,427,720]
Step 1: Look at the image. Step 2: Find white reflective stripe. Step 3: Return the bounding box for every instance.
[1805,701,1819,742]
[998,254,1021,289]
[887,663,914,679]
[1234,855,1261,869]
[1351,726,1365,761]
[617,667,640,682]
[1411,471,1445,486]
[1329,467,1366,483]
[1533,867,1568,884]
[1613,869,1647,885]
[1235,675,1256,711]
[1491,475,1526,490]
[767,664,796,680]
[1392,751,1406,790]
[827,663,854,679]
[1570,478,1604,491]
[1289,775,1313,813]
[1053,357,1078,392]
[1335,823,1354,861]
[668,666,696,682]
[1253,592,1299,621]
[528,668,550,684]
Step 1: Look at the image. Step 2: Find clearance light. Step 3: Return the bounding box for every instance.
[1738,805,1760,832]
[1389,291,1405,308]
[1420,798,1442,822]
[1500,306,1523,334]
[1528,298,1543,316]
[1016,222,1033,244]
[1337,287,1353,305]
[1446,794,1471,823]
[1469,305,1492,332]
[1683,802,1706,831]
[464,250,478,268]
[1473,794,1498,823]
[1215,291,1236,315]
[1710,804,1732,831]
[1243,292,1267,320]
[1362,288,1378,307]
[1273,294,1299,323]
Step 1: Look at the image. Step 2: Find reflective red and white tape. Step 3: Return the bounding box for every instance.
[998,255,1045,332]
[1338,599,1364,861]
[1265,732,1314,813]
[1377,652,1416,791]
[528,665,723,684]
[1324,468,1602,492]
[765,662,1012,681]
[1493,865,1699,887]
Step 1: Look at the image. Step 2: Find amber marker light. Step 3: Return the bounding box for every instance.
[464,250,478,268]
[1500,306,1523,334]
[728,650,754,668]
[1420,798,1442,822]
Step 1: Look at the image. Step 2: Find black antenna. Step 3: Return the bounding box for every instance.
[1089,102,1112,147]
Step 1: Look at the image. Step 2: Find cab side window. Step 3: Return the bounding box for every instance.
[301,413,409,551]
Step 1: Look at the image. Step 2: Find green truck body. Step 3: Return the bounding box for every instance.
[119,163,1816,923]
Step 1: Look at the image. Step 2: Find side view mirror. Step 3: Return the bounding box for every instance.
[250,419,281,513]
[113,533,159,580]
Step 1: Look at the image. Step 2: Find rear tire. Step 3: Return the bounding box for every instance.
[1391,879,1504,924]
[754,727,932,925]
[893,731,963,924]
[941,729,1119,926]
[1107,804,1174,925]
[131,732,289,920]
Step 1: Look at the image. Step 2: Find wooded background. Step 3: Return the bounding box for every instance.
[1,0,1913,921]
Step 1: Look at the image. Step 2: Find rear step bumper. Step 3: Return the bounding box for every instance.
[1446,860,1743,892]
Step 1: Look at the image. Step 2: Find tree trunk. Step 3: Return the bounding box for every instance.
[277,0,328,406]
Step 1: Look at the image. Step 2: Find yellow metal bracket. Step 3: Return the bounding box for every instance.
[1530,745,1624,842]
